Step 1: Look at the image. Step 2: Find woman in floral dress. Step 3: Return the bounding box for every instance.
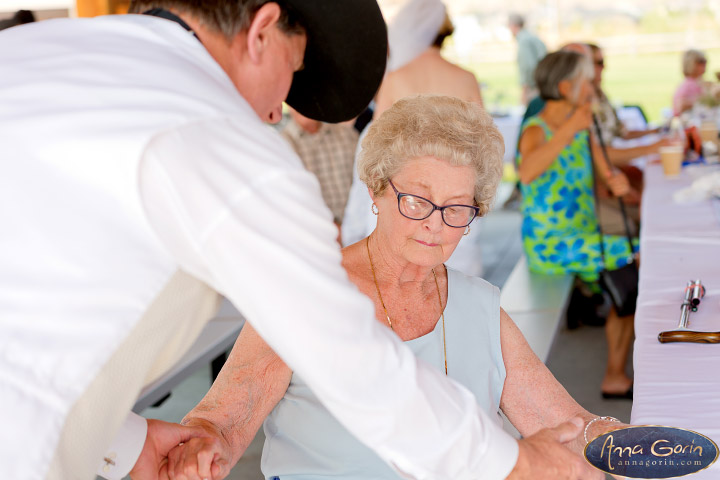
[517,50,636,399]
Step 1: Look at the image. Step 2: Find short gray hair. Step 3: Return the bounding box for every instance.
[508,13,524,28]
[535,50,593,102]
[128,0,305,41]
[682,49,706,77]
[358,95,504,217]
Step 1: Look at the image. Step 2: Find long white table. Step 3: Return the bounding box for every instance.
[631,164,720,478]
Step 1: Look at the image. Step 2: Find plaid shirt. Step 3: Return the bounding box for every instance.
[282,120,359,223]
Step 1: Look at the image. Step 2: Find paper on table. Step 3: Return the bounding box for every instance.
[673,170,720,203]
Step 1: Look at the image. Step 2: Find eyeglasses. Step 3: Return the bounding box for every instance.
[388,179,479,228]
[594,59,605,67]
[697,59,707,64]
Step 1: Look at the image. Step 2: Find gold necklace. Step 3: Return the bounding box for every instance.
[365,236,448,375]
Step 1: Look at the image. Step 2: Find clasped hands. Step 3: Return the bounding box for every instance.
[128,418,230,480]
[132,417,605,480]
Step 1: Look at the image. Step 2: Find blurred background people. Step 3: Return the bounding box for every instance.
[509,13,547,105]
[512,42,664,233]
[517,51,635,399]
[374,7,483,117]
[281,107,359,242]
[588,43,670,236]
[589,44,660,144]
[673,48,709,115]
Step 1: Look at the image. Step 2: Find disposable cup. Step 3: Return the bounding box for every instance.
[659,145,683,177]
[700,121,718,144]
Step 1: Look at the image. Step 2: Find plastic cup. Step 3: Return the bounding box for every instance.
[700,121,718,144]
[659,145,684,177]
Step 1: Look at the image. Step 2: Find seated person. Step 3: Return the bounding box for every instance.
[588,43,666,235]
[589,44,661,145]
[673,49,710,116]
[166,95,621,480]
[517,51,636,399]
[281,107,359,241]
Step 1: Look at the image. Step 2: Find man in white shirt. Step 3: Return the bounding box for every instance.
[0,1,600,479]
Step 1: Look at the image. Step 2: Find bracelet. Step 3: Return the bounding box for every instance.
[584,416,620,444]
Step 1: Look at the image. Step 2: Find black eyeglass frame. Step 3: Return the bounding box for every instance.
[388,179,479,228]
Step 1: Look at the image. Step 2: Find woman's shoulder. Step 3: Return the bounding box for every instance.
[522,114,548,131]
[340,241,369,280]
[520,115,552,144]
[446,267,499,299]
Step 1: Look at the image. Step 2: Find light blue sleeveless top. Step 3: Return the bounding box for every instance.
[261,268,506,480]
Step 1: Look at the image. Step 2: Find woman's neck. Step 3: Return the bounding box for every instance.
[366,232,439,289]
[541,100,575,130]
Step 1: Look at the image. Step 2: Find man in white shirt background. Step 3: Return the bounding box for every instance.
[0,1,599,479]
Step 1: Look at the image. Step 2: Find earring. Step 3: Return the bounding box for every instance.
[463,225,471,236]
[371,203,379,215]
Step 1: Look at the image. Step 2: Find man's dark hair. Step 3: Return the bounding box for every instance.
[128,0,304,41]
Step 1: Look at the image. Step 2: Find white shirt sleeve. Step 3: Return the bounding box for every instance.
[96,412,147,479]
[138,116,519,480]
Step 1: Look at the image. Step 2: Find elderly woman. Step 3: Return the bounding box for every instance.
[517,50,635,399]
[167,96,616,480]
[673,49,709,115]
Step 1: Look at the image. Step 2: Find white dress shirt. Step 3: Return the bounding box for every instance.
[0,14,517,480]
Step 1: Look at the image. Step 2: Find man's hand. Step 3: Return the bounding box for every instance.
[165,419,234,480]
[129,419,213,480]
[508,417,604,480]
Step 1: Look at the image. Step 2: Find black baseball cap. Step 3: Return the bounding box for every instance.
[282,0,387,123]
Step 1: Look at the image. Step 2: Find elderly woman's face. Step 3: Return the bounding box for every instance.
[372,156,476,268]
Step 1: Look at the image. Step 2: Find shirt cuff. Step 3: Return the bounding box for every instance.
[96,411,148,479]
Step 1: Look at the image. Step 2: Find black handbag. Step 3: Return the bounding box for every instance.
[599,262,638,317]
[589,116,639,317]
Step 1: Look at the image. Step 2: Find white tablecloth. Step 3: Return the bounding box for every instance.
[631,164,720,478]
[492,113,522,164]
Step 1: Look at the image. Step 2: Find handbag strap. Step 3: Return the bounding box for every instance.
[587,116,637,261]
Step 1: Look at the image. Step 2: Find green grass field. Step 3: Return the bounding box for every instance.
[469,49,720,124]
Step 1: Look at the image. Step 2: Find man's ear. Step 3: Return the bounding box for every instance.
[246,2,281,64]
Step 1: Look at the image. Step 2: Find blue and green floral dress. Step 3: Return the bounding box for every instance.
[518,116,636,283]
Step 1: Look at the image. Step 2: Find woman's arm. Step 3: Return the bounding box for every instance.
[166,321,292,480]
[517,104,592,184]
[590,138,631,197]
[499,308,626,456]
